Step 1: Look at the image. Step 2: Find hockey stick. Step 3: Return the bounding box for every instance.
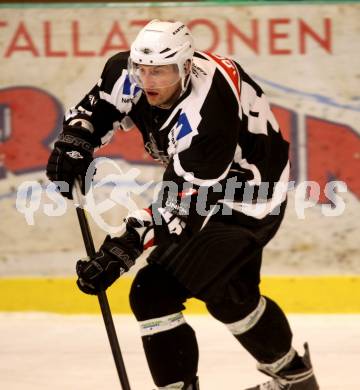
[73,179,131,390]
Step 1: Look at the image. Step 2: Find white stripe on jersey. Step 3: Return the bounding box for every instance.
[99,90,112,104]
[241,81,280,135]
[173,154,233,187]
[233,144,262,185]
[220,161,290,219]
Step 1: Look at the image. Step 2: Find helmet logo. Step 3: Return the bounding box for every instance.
[141,48,152,54]
[172,24,185,35]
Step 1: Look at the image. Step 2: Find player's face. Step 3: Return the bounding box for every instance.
[135,64,182,108]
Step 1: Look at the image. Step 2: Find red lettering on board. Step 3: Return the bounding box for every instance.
[0,88,62,173]
[130,20,151,29]
[5,22,39,57]
[44,21,67,57]
[271,104,298,182]
[72,21,96,57]
[188,19,220,53]
[269,19,291,55]
[0,18,334,58]
[227,20,259,55]
[299,18,332,54]
[307,117,360,202]
[99,22,130,56]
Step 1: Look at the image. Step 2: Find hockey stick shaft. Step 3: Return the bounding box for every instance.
[73,180,131,390]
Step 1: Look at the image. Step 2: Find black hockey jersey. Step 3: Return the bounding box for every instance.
[64,51,289,225]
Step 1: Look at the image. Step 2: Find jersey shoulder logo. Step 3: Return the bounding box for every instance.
[202,52,241,100]
[176,112,193,140]
[123,74,141,96]
[167,111,194,157]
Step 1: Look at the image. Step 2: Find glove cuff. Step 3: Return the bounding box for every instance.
[101,233,142,271]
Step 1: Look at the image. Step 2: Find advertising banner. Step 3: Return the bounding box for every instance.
[0,2,359,275]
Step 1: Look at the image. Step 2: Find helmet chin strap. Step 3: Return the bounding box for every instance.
[180,74,190,96]
[180,60,192,95]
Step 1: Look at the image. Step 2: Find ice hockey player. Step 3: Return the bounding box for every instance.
[46,19,319,390]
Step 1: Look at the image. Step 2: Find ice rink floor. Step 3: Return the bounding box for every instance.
[1,313,359,389]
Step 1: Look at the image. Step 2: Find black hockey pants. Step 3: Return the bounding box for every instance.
[129,201,293,387]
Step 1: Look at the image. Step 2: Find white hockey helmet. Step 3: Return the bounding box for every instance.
[128,19,194,92]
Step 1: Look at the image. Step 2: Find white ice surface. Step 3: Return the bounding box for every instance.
[0,313,359,389]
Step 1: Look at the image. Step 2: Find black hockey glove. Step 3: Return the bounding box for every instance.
[46,125,95,199]
[76,228,142,295]
[124,208,155,250]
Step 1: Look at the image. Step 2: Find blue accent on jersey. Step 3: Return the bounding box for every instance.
[123,75,141,96]
[176,112,192,140]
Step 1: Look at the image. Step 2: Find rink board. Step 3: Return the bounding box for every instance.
[0,1,359,276]
[1,275,359,314]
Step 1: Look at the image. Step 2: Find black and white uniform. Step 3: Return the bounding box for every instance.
[65,51,294,387]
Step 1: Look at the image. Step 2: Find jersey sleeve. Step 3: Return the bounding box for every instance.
[230,63,290,202]
[154,71,240,234]
[63,51,141,148]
